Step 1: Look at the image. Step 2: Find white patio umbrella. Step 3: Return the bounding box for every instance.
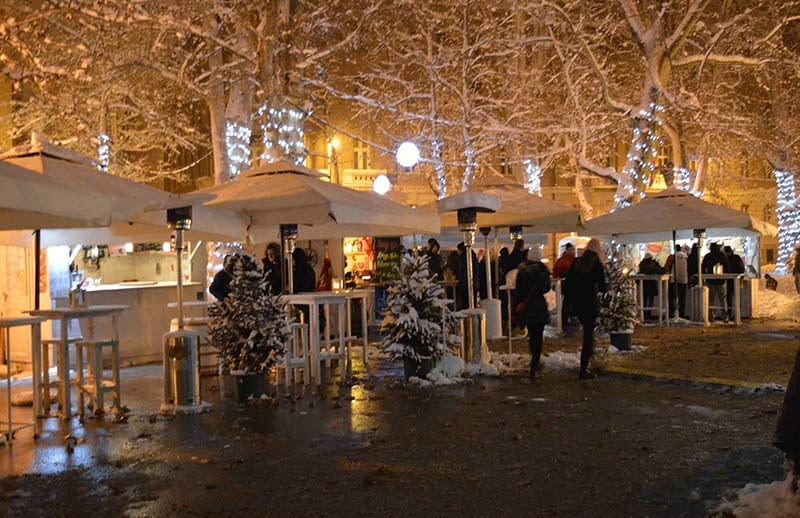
[432,182,580,299]
[0,137,242,243]
[438,184,581,233]
[197,160,441,292]
[1,135,242,308]
[584,187,771,319]
[0,160,111,230]
[583,188,771,239]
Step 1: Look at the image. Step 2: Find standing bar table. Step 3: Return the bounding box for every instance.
[30,305,129,419]
[630,274,671,326]
[284,293,347,386]
[0,316,45,442]
[702,273,745,325]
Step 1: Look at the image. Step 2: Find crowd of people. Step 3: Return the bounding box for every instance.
[209,243,316,302]
[211,237,750,381]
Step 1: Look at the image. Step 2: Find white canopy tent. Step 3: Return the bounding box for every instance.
[584,188,774,240]
[0,136,243,246]
[196,160,440,292]
[0,160,111,230]
[584,188,774,323]
[198,160,440,243]
[437,182,581,233]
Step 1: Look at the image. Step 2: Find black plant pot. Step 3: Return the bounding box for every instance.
[403,357,433,380]
[609,331,633,351]
[233,373,270,402]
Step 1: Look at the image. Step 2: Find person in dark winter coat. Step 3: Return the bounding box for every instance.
[292,248,316,294]
[566,238,607,380]
[775,347,800,487]
[702,243,730,321]
[209,254,236,301]
[515,259,552,378]
[426,238,444,281]
[688,243,699,286]
[508,239,526,272]
[638,253,664,320]
[724,246,744,320]
[262,242,282,294]
[456,242,480,310]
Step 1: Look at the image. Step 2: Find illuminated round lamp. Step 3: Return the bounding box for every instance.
[372,174,392,195]
[396,141,420,169]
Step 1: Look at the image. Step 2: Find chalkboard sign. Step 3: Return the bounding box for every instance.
[374,237,402,283]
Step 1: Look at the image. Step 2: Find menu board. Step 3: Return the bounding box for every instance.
[374,237,402,283]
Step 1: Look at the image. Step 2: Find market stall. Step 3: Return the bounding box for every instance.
[584,188,775,325]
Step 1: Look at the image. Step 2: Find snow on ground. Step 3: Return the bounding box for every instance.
[757,288,800,320]
[540,350,582,371]
[710,469,800,517]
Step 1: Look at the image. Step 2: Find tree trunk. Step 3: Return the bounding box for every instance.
[615,84,660,208]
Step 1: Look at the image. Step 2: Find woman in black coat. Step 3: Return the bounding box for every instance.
[775,347,800,487]
[566,239,607,380]
[292,248,316,294]
[515,259,551,379]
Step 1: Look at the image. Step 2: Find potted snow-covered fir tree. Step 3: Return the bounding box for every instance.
[598,256,638,350]
[381,254,455,379]
[208,254,292,401]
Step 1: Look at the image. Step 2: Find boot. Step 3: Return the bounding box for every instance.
[579,370,596,380]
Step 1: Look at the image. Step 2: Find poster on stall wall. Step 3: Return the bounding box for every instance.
[374,237,402,283]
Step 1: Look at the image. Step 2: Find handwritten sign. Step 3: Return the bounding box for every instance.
[374,237,402,283]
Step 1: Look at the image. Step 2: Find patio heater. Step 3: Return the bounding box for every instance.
[479,226,502,339]
[692,228,709,325]
[280,224,298,294]
[437,192,499,364]
[459,208,479,310]
[161,206,205,412]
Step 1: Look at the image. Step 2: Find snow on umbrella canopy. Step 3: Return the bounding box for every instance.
[0,159,111,230]
[435,184,581,233]
[198,160,440,242]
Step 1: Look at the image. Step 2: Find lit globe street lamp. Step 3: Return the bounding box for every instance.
[396,141,420,169]
[373,174,392,195]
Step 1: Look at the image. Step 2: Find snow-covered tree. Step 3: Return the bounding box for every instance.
[598,256,638,335]
[208,255,291,374]
[381,254,455,362]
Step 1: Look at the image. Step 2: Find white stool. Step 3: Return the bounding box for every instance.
[74,338,120,416]
[277,323,310,386]
[39,336,82,413]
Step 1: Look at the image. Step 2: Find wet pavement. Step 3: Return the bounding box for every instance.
[0,351,789,517]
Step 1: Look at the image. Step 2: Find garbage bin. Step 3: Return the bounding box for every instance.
[460,308,487,364]
[163,328,202,406]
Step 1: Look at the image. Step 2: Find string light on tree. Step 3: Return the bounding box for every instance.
[523,159,542,196]
[225,121,251,179]
[96,133,110,173]
[462,146,476,191]
[432,139,446,199]
[257,103,307,165]
[614,102,665,209]
[674,166,691,191]
[773,169,800,274]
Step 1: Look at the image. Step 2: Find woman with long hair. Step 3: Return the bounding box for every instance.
[566,238,607,379]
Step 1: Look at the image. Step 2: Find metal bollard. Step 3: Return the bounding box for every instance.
[162,329,202,406]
